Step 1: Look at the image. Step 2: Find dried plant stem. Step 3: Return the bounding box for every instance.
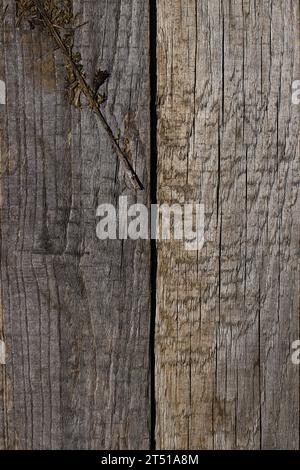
[35,0,143,190]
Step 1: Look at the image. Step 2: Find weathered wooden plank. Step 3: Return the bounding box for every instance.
[0,0,151,449]
[156,0,300,449]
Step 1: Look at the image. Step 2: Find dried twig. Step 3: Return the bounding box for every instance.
[16,0,143,190]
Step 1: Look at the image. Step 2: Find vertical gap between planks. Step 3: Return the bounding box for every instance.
[149,0,157,451]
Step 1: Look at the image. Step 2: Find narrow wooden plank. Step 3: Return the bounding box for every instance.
[0,0,151,449]
[156,0,300,449]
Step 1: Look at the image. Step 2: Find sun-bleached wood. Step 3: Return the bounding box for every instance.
[156,0,300,450]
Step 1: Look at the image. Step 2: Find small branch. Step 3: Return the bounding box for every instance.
[19,0,144,190]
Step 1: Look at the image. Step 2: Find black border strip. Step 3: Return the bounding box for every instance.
[149,0,158,451]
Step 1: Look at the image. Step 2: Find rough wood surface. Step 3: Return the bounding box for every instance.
[0,0,151,449]
[156,0,300,449]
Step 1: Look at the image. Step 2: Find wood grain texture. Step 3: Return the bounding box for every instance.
[0,0,151,449]
[156,0,300,449]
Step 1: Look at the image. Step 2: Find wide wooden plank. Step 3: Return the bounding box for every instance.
[156,0,300,449]
[0,0,151,449]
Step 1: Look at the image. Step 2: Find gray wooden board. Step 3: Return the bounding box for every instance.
[156,0,300,450]
[0,0,151,449]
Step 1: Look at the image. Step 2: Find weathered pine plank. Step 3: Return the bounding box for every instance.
[0,0,151,449]
[156,0,300,449]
